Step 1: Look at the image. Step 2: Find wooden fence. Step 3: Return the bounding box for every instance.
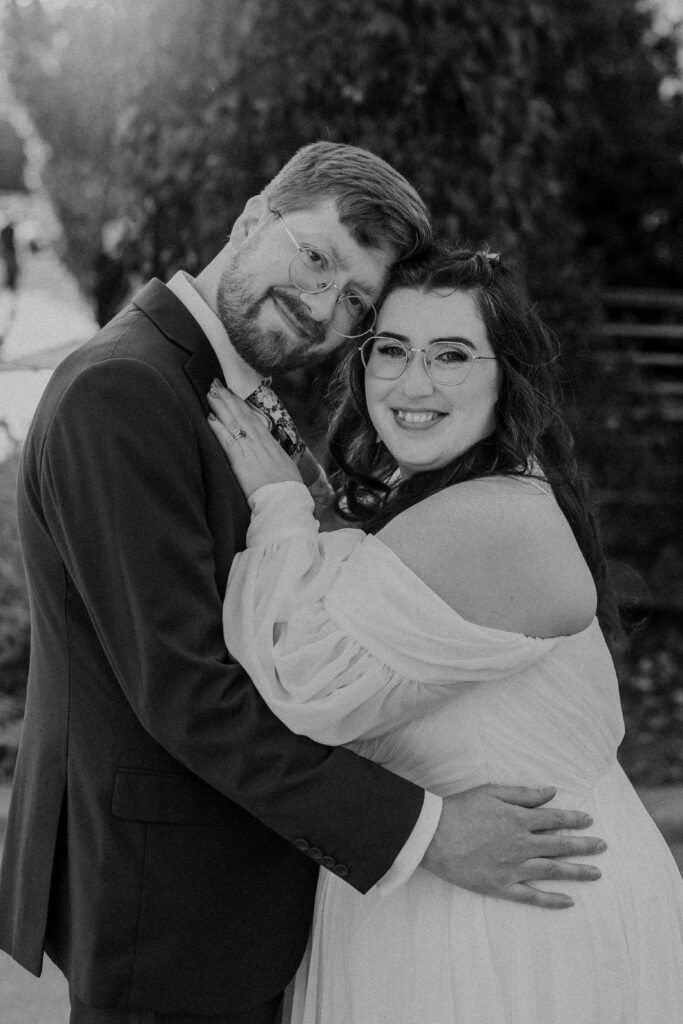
[598,287,683,423]
[589,288,683,611]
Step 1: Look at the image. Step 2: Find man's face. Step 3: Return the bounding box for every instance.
[216,197,394,375]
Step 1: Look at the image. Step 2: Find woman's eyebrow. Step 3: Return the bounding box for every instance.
[374,331,477,349]
[431,336,476,350]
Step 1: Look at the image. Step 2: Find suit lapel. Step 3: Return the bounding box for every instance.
[133,278,224,412]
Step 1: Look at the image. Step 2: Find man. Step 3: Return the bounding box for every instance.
[0,143,604,1024]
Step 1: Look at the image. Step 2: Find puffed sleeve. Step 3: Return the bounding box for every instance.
[224,482,562,746]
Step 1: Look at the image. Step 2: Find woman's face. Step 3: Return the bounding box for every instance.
[364,287,500,478]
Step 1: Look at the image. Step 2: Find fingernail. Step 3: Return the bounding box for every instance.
[561,897,574,908]
[583,815,594,827]
[589,868,601,880]
[213,378,223,389]
[596,840,607,852]
[208,412,216,422]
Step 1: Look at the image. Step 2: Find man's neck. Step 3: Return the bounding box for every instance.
[194,246,231,313]
[165,270,262,398]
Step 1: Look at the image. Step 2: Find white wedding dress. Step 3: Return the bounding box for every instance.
[223,481,683,1023]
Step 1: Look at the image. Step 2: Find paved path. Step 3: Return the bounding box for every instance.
[0,243,97,456]
[0,243,96,365]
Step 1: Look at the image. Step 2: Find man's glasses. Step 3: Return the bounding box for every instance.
[359,336,497,386]
[273,210,376,339]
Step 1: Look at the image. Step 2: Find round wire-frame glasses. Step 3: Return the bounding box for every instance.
[272,210,376,339]
[359,336,498,386]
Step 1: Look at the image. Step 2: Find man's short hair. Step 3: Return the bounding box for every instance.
[261,142,432,261]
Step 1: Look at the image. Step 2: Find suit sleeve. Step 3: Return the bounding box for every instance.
[39,356,425,892]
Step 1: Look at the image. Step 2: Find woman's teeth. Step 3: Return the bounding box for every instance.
[395,410,442,425]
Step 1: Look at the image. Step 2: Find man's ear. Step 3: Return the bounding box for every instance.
[230,195,268,249]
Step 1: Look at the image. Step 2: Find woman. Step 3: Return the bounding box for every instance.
[207,247,683,1022]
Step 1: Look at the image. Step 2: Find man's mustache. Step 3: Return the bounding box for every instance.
[269,289,327,346]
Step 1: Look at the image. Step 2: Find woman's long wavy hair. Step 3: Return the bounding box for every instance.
[328,244,623,648]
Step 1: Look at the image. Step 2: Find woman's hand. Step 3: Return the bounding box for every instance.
[207,381,303,499]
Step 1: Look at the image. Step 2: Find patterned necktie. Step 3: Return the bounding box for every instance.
[245,382,333,500]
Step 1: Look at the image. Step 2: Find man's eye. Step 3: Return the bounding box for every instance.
[303,248,327,271]
[344,293,366,312]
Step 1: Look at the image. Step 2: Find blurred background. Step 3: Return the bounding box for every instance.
[0,0,682,791]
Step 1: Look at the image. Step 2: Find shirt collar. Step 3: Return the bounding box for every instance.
[166,270,264,398]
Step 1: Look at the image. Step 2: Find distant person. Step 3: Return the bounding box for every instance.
[0,144,604,1024]
[208,245,683,1022]
[0,222,19,291]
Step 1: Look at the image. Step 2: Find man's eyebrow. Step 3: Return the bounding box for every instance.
[324,241,378,298]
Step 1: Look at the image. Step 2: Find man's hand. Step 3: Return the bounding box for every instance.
[421,785,606,909]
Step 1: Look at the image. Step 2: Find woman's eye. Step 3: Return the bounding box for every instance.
[433,344,470,363]
[376,342,407,359]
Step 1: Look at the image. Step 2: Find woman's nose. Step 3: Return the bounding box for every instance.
[398,351,435,396]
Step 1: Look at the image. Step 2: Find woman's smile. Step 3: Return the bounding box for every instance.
[365,287,499,477]
[392,408,447,429]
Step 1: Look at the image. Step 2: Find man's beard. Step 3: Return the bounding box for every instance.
[216,260,330,375]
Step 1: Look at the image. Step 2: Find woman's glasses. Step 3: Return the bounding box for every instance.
[360,336,497,386]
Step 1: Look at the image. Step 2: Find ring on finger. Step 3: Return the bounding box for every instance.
[231,427,248,440]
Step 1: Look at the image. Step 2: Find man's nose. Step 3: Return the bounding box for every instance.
[299,288,339,323]
[399,351,435,396]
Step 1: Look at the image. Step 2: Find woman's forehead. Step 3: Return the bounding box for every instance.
[377,287,488,342]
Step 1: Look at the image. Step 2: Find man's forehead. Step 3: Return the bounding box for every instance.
[288,200,393,282]
[290,197,393,256]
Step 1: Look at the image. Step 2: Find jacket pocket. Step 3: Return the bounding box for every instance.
[112,767,235,825]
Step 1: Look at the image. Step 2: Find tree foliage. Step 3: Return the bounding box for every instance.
[2,0,682,589]
[1,0,148,279]
[3,0,680,301]
[1,0,682,778]
[0,435,29,697]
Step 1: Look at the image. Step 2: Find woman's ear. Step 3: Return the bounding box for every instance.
[230,195,268,249]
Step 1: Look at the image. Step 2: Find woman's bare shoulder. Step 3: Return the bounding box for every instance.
[377,477,597,638]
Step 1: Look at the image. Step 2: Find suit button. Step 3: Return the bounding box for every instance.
[308,847,323,861]
[334,864,349,878]
[294,838,309,852]
[320,856,335,869]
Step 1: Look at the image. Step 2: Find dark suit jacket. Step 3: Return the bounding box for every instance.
[0,280,424,1015]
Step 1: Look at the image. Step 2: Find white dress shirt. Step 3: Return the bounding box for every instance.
[165,270,443,893]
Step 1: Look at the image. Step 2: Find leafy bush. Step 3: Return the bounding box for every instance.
[0,431,29,699]
[617,618,683,785]
[0,430,29,781]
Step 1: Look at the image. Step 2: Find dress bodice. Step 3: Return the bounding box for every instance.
[224,482,624,797]
[223,482,683,1024]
